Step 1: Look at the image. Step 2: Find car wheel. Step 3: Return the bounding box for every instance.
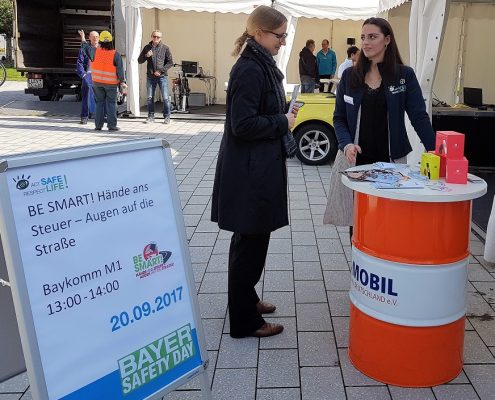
[294,123,338,165]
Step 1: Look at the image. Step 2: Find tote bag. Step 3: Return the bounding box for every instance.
[323,150,354,226]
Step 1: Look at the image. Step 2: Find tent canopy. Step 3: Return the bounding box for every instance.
[122,0,408,18]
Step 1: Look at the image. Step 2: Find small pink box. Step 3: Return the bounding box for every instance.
[446,157,468,184]
[435,131,465,160]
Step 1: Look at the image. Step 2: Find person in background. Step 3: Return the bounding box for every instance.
[323,17,435,238]
[76,31,98,124]
[211,5,298,339]
[299,39,317,93]
[138,30,174,124]
[316,39,337,92]
[337,45,360,79]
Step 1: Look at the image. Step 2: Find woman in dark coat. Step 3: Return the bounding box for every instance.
[211,5,298,338]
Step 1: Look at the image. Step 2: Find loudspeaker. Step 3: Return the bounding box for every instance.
[347,37,356,46]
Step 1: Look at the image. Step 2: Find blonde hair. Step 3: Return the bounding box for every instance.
[232,5,287,57]
[151,30,162,37]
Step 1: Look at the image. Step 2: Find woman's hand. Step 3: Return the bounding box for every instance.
[285,104,299,130]
[344,144,362,164]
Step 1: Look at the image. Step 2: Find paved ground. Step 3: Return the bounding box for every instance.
[0,112,494,400]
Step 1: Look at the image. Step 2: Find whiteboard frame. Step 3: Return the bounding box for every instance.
[0,139,211,400]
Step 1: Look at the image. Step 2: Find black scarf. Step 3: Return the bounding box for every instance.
[245,39,297,158]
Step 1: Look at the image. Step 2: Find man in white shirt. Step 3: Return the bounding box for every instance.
[337,46,359,78]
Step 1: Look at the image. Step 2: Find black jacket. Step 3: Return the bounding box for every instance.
[211,45,289,234]
[138,41,173,77]
[298,47,317,78]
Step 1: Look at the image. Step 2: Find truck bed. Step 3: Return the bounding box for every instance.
[15,0,113,71]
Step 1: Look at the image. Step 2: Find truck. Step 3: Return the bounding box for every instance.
[13,0,123,101]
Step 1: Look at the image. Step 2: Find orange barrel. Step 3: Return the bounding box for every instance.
[342,170,487,387]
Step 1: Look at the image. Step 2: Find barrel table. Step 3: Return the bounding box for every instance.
[342,166,487,387]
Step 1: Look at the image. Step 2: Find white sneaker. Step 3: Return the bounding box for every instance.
[163,117,171,124]
[145,116,155,124]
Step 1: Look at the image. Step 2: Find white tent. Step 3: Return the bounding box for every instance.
[121,0,450,161]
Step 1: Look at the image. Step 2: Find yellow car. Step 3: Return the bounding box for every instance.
[291,92,337,165]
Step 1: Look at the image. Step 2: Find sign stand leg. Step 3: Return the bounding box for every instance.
[200,363,213,400]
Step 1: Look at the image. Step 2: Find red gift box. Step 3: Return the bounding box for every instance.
[435,131,465,160]
[446,157,468,184]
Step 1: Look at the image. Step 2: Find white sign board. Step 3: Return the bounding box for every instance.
[0,140,210,400]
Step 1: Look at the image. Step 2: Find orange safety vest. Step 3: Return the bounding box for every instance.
[91,48,119,85]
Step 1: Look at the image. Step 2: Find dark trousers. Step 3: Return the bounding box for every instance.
[93,85,117,129]
[80,74,95,118]
[228,232,270,337]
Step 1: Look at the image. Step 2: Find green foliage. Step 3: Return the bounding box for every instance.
[6,67,25,81]
[0,0,14,37]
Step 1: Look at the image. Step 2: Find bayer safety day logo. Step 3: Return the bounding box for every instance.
[133,242,173,279]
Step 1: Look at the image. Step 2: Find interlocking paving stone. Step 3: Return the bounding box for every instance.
[323,270,351,291]
[327,291,351,317]
[217,335,258,368]
[264,271,294,292]
[293,245,320,262]
[296,303,332,331]
[295,280,327,303]
[298,332,338,366]
[198,293,228,318]
[261,291,296,317]
[388,386,436,399]
[332,316,350,348]
[264,253,293,271]
[300,366,345,400]
[0,374,29,393]
[321,253,350,270]
[256,388,301,400]
[463,331,495,363]
[464,364,495,400]
[432,384,480,400]
[257,349,300,388]
[293,261,323,280]
[1,116,494,399]
[199,272,228,294]
[212,368,256,400]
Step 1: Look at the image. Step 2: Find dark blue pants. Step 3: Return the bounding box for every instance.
[147,75,170,118]
[80,74,95,118]
[93,85,117,129]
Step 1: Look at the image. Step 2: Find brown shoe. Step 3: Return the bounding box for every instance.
[256,301,276,314]
[251,322,284,337]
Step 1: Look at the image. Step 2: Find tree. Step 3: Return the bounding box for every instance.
[0,0,13,38]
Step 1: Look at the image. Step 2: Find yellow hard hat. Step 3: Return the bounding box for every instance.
[99,30,113,43]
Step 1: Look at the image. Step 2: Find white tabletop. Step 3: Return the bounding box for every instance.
[341,164,487,203]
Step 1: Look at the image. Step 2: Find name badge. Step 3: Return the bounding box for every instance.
[344,95,354,105]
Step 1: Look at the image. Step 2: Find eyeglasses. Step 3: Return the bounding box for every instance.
[262,30,288,41]
[152,35,161,39]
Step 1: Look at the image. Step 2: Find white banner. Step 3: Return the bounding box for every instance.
[350,247,467,327]
[3,145,202,399]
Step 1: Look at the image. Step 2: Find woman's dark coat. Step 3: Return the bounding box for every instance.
[211,45,289,234]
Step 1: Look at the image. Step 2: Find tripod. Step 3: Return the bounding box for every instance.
[171,69,190,113]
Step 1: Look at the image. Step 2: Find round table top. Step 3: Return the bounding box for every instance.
[341,164,487,202]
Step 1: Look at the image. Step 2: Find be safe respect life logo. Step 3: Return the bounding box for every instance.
[12,173,69,196]
[133,242,173,279]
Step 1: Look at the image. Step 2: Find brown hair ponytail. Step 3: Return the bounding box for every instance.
[232,31,251,57]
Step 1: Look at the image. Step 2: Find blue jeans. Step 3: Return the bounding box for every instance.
[93,85,117,129]
[80,73,95,118]
[147,75,170,118]
[300,75,315,93]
